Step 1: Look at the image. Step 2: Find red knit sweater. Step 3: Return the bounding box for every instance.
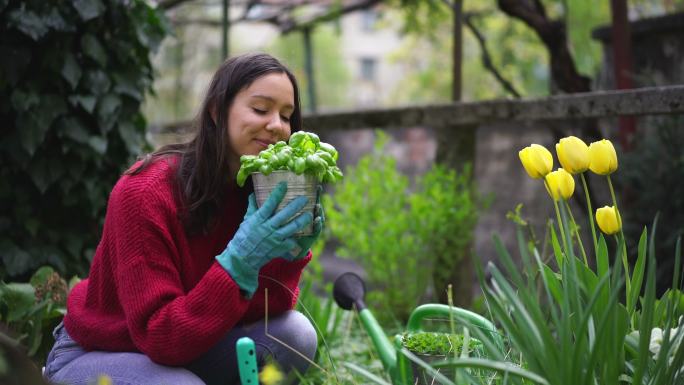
[63,157,311,366]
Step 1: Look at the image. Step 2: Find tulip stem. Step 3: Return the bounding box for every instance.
[564,200,588,266]
[606,175,620,213]
[580,173,598,262]
[607,175,631,286]
[545,178,567,250]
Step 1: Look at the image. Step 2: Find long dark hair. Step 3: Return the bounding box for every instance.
[128,53,303,234]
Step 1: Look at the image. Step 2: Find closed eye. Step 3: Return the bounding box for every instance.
[280,115,291,123]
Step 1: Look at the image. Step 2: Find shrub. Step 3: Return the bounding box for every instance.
[0,0,168,280]
[325,132,481,321]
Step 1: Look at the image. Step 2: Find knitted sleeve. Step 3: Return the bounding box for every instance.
[242,252,312,323]
[110,175,250,365]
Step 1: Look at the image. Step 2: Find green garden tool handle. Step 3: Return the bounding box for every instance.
[406,304,504,354]
[236,337,259,385]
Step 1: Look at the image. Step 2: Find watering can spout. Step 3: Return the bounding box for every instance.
[333,273,398,374]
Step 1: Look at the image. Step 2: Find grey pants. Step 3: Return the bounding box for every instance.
[44,310,318,385]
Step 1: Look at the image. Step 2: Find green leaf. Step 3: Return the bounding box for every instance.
[7,9,48,40]
[68,95,97,113]
[29,156,59,193]
[117,121,143,153]
[61,54,82,89]
[43,7,71,32]
[17,114,49,156]
[0,240,33,276]
[10,90,40,112]
[59,117,90,144]
[97,94,122,132]
[83,70,111,95]
[81,34,107,66]
[71,0,105,21]
[17,96,68,154]
[112,72,143,101]
[0,283,35,322]
[88,136,108,154]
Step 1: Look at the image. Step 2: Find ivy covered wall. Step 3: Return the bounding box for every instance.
[0,0,168,280]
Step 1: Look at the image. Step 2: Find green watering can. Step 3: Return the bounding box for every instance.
[332,272,504,385]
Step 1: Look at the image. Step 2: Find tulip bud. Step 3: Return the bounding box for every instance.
[556,136,590,174]
[588,139,618,175]
[545,168,575,200]
[519,144,553,179]
[595,206,621,235]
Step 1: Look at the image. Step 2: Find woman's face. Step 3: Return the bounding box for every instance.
[227,72,295,166]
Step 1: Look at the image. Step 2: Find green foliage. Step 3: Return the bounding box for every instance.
[388,0,609,102]
[401,332,482,356]
[0,0,169,280]
[460,205,684,385]
[614,118,684,295]
[237,132,342,186]
[0,266,69,365]
[325,132,481,321]
[269,25,351,111]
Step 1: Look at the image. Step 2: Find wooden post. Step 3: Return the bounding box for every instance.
[452,0,463,102]
[303,26,317,113]
[610,0,636,150]
[222,0,230,60]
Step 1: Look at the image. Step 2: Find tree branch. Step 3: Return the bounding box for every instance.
[157,0,195,10]
[464,13,522,98]
[497,0,591,93]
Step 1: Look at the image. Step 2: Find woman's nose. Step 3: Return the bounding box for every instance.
[265,113,283,132]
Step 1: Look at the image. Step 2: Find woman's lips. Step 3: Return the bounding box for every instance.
[254,139,273,149]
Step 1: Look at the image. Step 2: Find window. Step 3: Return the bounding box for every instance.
[361,9,378,32]
[360,57,376,82]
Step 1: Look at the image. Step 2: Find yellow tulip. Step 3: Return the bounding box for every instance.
[588,139,618,175]
[545,168,575,200]
[556,136,590,174]
[519,144,553,179]
[595,206,622,235]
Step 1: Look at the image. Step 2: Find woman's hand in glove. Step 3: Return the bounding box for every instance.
[216,181,312,297]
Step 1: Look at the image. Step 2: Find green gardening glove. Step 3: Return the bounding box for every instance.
[284,185,325,261]
[216,182,312,297]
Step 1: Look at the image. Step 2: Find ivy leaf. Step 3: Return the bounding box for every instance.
[97,93,121,133]
[68,95,96,113]
[81,34,107,67]
[29,155,64,193]
[11,90,40,112]
[88,136,108,154]
[61,54,82,89]
[16,96,67,155]
[58,117,90,144]
[83,70,111,95]
[112,72,143,101]
[0,240,33,278]
[71,0,105,21]
[118,121,143,153]
[43,7,71,32]
[7,9,48,41]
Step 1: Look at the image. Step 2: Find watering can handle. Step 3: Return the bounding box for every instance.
[406,304,504,354]
[236,337,259,385]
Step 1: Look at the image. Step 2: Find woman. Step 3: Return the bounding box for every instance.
[44,53,321,385]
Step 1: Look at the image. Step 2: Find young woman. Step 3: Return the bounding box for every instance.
[44,53,322,385]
